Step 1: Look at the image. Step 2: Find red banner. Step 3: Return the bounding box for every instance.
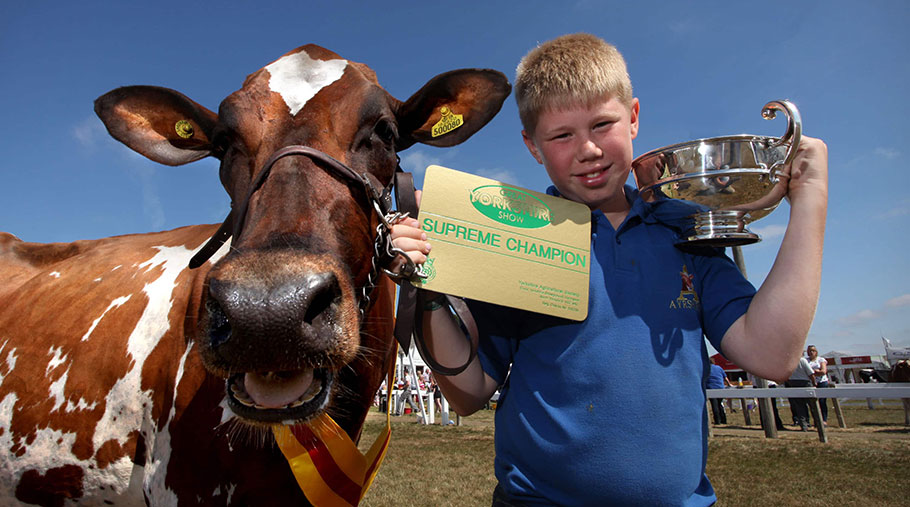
[711,353,741,371]
[839,356,872,365]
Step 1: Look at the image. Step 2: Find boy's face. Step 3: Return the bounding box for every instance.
[522,96,639,212]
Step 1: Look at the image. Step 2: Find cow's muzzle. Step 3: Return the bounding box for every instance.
[200,251,361,423]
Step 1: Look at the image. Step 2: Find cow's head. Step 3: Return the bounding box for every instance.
[95,44,510,426]
[892,360,910,383]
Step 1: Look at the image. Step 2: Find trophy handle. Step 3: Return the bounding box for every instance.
[762,100,802,182]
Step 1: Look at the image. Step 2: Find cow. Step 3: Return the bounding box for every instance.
[890,360,910,426]
[0,44,510,505]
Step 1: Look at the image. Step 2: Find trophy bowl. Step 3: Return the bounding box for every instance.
[631,100,801,247]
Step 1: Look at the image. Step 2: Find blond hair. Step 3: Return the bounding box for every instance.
[515,33,633,134]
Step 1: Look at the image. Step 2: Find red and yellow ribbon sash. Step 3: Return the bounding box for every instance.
[273,356,395,506]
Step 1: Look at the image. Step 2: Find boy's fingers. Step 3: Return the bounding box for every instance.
[415,189,422,207]
[389,250,428,274]
[391,222,426,241]
[393,237,431,255]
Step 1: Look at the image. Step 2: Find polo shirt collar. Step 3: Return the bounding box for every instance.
[544,184,704,238]
[545,184,651,233]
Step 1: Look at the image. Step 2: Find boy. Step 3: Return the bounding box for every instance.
[391,33,827,505]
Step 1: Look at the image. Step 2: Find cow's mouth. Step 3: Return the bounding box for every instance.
[226,368,333,423]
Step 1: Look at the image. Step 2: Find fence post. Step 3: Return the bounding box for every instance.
[740,398,752,425]
[831,397,847,428]
[808,398,828,442]
[754,377,779,438]
[731,246,753,431]
[441,396,451,426]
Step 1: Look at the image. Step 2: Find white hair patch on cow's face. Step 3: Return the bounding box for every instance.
[49,271,61,278]
[265,50,347,116]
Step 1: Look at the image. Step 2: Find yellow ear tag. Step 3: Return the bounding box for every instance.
[174,120,195,139]
[431,106,464,138]
[273,352,396,506]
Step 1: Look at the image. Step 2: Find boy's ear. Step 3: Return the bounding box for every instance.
[630,98,640,140]
[522,130,544,164]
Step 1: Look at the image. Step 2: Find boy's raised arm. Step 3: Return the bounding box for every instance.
[389,212,501,415]
[720,135,828,383]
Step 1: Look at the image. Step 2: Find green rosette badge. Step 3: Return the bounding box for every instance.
[420,257,437,284]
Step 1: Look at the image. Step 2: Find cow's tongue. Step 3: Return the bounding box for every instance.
[243,369,314,409]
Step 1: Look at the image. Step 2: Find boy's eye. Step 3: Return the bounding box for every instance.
[594,121,613,130]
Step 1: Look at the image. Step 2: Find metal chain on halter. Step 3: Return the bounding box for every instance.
[358,202,428,319]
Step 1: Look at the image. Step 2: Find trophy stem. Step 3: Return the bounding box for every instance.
[678,210,761,247]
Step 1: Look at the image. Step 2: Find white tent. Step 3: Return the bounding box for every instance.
[820,350,889,383]
[883,337,910,364]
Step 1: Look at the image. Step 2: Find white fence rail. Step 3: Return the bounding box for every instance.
[707,384,910,399]
[705,384,910,442]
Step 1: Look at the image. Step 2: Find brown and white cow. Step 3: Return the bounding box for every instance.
[891,360,910,426]
[0,44,509,505]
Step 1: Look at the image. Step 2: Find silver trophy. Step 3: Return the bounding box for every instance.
[631,100,801,247]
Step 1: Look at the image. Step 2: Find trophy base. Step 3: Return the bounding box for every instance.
[676,210,761,247]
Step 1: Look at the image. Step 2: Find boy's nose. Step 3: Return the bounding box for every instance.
[576,138,603,161]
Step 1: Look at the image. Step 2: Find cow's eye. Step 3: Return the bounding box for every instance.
[211,131,231,158]
[375,120,397,146]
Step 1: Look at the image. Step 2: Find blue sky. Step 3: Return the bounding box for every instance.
[2,1,907,357]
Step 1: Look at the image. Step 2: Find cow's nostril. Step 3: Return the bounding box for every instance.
[207,299,232,347]
[302,272,341,325]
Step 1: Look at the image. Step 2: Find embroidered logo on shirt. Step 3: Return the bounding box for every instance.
[669,265,700,310]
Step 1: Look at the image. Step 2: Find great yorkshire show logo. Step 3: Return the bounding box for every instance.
[669,265,700,310]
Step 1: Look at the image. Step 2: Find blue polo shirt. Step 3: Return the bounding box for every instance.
[469,185,755,506]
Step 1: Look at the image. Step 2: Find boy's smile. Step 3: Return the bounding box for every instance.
[523,96,639,221]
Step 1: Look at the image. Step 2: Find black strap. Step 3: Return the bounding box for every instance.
[188,145,389,269]
[189,211,234,269]
[392,170,478,376]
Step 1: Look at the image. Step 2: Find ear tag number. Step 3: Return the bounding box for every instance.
[431,106,463,137]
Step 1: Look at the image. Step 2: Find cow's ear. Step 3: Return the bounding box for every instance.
[396,69,511,150]
[95,86,218,166]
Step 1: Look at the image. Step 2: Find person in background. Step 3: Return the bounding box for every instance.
[429,372,444,416]
[784,356,816,431]
[707,358,730,425]
[807,344,829,426]
[396,371,418,416]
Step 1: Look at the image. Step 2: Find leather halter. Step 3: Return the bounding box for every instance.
[189,144,478,375]
[189,145,393,270]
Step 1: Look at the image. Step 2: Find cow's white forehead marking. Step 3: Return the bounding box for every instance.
[82,295,132,342]
[265,50,348,116]
[49,271,61,278]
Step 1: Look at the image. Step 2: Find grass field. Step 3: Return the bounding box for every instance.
[358,404,909,506]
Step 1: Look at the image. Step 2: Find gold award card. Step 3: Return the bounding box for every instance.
[416,165,590,320]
